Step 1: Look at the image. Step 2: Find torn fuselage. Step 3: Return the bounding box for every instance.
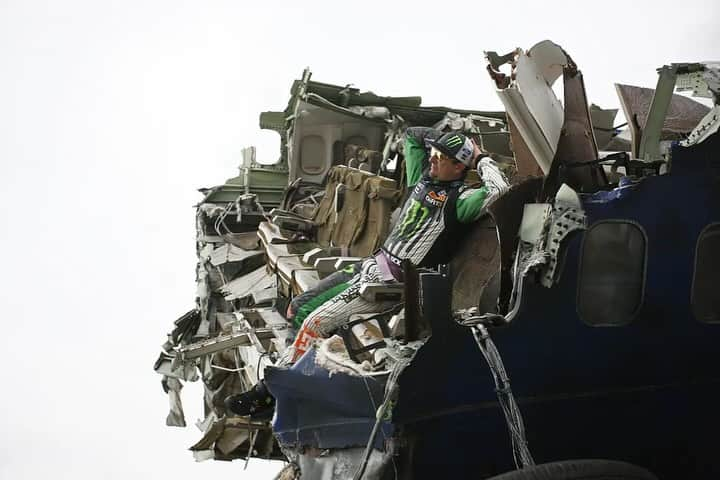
[154,48,720,480]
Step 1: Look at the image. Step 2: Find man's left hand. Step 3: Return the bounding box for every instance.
[470,138,488,167]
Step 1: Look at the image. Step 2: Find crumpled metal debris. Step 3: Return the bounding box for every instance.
[162,376,187,427]
[513,184,587,287]
[539,202,586,287]
[315,335,376,377]
[682,106,720,147]
[487,40,570,174]
[295,447,391,480]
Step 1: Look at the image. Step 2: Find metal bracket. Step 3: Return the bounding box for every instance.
[638,65,678,162]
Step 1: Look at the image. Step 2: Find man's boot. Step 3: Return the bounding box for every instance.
[224,380,275,419]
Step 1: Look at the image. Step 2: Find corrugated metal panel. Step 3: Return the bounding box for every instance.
[209,244,262,266]
[220,266,274,301]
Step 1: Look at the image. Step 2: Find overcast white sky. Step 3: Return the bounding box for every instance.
[1,1,718,479]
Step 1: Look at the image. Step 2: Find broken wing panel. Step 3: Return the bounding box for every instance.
[616,83,711,142]
[491,40,569,174]
[498,85,557,174]
[515,49,564,153]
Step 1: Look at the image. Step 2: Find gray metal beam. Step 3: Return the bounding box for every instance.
[638,65,678,162]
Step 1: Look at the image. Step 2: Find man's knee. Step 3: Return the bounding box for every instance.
[302,312,336,338]
[290,312,335,363]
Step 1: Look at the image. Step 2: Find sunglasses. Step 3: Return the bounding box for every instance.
[431,147,460,164]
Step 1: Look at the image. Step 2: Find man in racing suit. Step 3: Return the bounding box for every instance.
[225,128,507,416]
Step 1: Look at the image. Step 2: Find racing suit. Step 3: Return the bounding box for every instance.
[283,128,500,364]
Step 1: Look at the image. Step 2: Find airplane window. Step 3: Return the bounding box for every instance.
[691,223,720,323]
[577,221,646,326]
[300,135,326,174]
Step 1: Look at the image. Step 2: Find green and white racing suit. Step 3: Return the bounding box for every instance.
[283,127,500,364]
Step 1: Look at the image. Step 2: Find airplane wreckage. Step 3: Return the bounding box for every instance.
[154,40,720,479]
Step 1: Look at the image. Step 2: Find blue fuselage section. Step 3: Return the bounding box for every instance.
[395,135,720,478]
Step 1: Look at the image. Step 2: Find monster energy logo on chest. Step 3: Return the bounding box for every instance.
[397,199,430,238]
[383,179,457,264]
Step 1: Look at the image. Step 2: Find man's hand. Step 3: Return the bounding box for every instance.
[470,138,488,168]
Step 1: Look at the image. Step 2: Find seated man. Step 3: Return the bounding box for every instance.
[226,128,507,416]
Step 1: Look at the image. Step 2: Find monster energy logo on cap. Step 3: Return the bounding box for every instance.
[428,131,475,167]
[445,135,464,147]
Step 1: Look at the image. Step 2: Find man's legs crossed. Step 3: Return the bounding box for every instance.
[225,258,397,417]
[287,279,396,363]
[286,262,360,328]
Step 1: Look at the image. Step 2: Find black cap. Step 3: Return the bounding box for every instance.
[427,132,475,167]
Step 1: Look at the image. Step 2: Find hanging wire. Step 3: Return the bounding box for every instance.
[471,324,534,469]
[213,201,235,236]
[353,357,408,480]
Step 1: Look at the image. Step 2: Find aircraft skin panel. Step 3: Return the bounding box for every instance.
[390,131,720,479]
[154,55,720,478]
[265,349,393,451]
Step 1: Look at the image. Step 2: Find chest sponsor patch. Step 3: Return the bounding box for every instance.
[425,190,447,207]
